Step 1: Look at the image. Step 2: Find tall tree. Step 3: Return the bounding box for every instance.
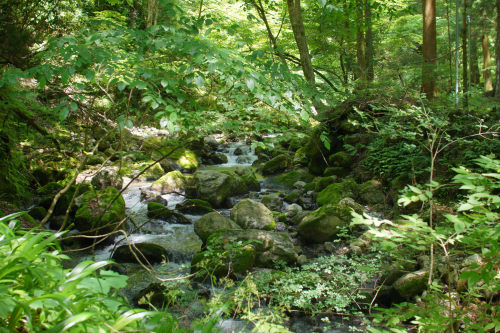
[462,0,469,106]
[286,0,315,84]
[355,0,374,82]
[482,9,493,92]
[496,0,500,97]
[470,33,481,85]
[365,0,374,81]
[422,0,437,98]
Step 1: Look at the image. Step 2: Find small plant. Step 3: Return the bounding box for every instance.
[0,212,181,332]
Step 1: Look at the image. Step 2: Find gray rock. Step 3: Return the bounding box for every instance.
[193,170,232,207]
[230,199,276,230]
[393,269,429,299]
[261,193,283,212]
[194,212,241,243]
[91,167,123,190]
[151,171,190,194]
[297,204,352,243]
[112,242,169,264]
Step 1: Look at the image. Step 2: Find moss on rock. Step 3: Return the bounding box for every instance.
[297,204,352,243]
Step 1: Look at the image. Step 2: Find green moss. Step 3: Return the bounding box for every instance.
[298,204,352,243]
[147,202,191,224]
[176,199,213,214]
[273,211,287,223]
[284,192,300,203]
[29,206,47,220]
[328,151,353,168]
[74,187,125,234]
[258,154,291,175]
[273,170,314,187]
[316,178,358,206]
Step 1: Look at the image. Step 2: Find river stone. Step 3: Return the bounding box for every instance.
[140,190,168,206]
[159,159,181,173]
[258,154,291,175]
[191,243,256,279]
[147,202,191,224]
[209,229,299,267]
[176,199,213,214]
[151,171,189,194]
[193,170,232,207]
[285,203,302,219]
[293,147,308,167]
[194,212,241,243]
[91,167,123,190]
[230,199,276,230]
[214,166,260,195]
[328,151,353,168]
[359,179,385,205]
[29,206,47,220]
[316,178,359,206]
[272,170,314,188]
[112,242,169,264]
[297,204,352,243]
[261,193,283,212]
[393,269,429,299]
[74,187,126,234]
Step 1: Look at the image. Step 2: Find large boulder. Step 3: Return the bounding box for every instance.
[194,212,242,243]
[297,204,352,243]
[147,202,191,224]
[216,166,260,195]
[293,147,308,167]
[176,199,213,214]
[316,178,359,206]
[359,179,385,205]
[74,187,126,234]
[192,170,232,207]
[393,270,429,300]
[151,171,190,194]
[230,199,276,230]
[91,167,123,190]
[272,170,314,188]
[208,229,299,267]
[258,154,291,175]
[328,151,353,168]
[261,193,283,212]
[112,242,169,264]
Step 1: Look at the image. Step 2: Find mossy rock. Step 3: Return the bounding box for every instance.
[151,171,190,194]
[176,199,213,214]
[316,178,359,206]
[213,166,260,195]
[284,191,300,203]
[303,131,330,175]
[323,166,349,177]
[192,170,232,207]
[359,179,385,205]
[315,176,338,192]
[208,229,298,267]
[74,187,126,234]
[273,211,287,223]
[39,183,92,217]
[37,182,63,196]
[193,212,242,243]
[261,193,283,212]
[124,161,164,180]
[393,270,429,300]
[258,154,291,175]
[112,242,169,264]
[272,170,314,188]
[29,206,47,220]
[297,204,352,243]
[328,151,353,168]
[293,147,309,167]
[191,244,256,280]
[230,199,276,230]
[147,202,191,224]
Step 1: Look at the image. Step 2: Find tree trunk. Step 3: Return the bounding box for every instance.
[286,0,315,84]
[470,32,480,84]
[146,0,158,27]
[365,0,374,81]
[482,32,494,92]
[462,0,469,106]
[422,0,437,99]
[356,0,366,81]
[495,0,500,97]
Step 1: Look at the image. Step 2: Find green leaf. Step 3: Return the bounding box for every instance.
[246,78,255,91]
[69,102,78,112]
[59,107,69,121]
[194,76,205,88]
[117,81,127,91]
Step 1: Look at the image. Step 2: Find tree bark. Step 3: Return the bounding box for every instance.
[286,0,315,84]
[356,0,366,81]
[495,0,500,97]
[470,32,480,85]
[482,32,494,92]
[365,0,374,81]
[462,0,469,106]
[422,0,437,99]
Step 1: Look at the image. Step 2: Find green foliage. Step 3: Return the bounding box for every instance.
[0,212,181,332]
[356,155,500,332]
[257,254,381,315]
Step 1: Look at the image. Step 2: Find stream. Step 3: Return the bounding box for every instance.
[70,139,354,333]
